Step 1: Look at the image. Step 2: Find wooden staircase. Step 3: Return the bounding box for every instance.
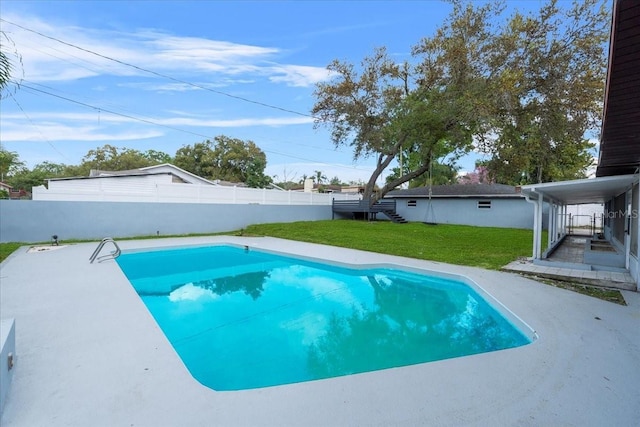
[382,210,408,223]
[332,198,407,223]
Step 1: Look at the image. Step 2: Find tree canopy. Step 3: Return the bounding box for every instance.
[313,0,609,200]
[2,135,274,192]
[386,156,459,188]
[175,136,271,187]
[478,0,608,184]
[77,144,169,175]
[312,47,478,203]
[0,147,24,181]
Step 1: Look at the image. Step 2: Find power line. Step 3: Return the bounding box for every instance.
[0,18,315,119]
[21,79,350,156]
[19,82,215,139]
[15,82,371,175]
[9,92,69,161]
[1,19,375,176]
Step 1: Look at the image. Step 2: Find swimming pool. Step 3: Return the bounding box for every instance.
[116,244,533,391]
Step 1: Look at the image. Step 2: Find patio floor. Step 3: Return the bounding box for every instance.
[502,235,637,291]
[548,235,589,264]
[1,236,639,426]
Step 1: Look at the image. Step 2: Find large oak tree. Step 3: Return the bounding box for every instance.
[312,47,480,203]
[479,0,609,184]
[312,0,609,201]
[312,2,499,203]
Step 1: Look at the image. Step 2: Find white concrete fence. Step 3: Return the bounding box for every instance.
[32,181,362,205]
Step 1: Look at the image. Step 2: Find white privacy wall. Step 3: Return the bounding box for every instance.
[0,200,333,243]
[32,180,360,205]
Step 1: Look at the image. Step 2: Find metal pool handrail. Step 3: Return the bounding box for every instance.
[89,237,121,263]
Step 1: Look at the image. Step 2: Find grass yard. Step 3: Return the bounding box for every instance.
[1,222,535,269]
[243,220,542,271]
[0,242,23,263]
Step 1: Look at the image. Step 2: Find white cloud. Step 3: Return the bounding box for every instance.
[3,13,331,87]
[268,265,366,307]
[119,82,207,92]
[0,110,313,144]
[0,122,163,142]
[1,111,137,123]
[168,283,219,302]
[268,64,334,87]
[118,80,251,92]
[162,116,313,127]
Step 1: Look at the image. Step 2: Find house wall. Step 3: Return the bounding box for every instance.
[392,197,537,229]
[43,174,174,197]
[0,200,331,243]
[602,184,640,291]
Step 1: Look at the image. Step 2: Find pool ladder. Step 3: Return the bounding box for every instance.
[90,237,121,263]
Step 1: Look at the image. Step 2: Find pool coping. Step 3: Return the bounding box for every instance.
[1,236,639,426]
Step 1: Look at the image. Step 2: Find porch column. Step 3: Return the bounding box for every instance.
[533,192,543,259]
[548,203,555,248]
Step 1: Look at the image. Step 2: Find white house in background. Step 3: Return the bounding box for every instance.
[385,184,545,229]
[89,163,240,186]
[32,163,218,202]
[32,163,360,205]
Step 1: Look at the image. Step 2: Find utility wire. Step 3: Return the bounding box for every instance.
[9,92,69,161]
[16,82,371,174]
[20,82,214,140]
[1,20,374,175]
[23,78,348,155]
[1,18,315,119]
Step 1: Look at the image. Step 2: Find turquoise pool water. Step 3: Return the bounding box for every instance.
[116,245,532,391]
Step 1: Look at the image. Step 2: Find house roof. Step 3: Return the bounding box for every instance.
[596,0,640,177]
[138,164,220,186]
[50,171,178,182]
[386,183,522,199]
[49,164,244,187]
[89,169,149,177]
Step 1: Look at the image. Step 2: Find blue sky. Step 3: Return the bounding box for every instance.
[1,0,548,184]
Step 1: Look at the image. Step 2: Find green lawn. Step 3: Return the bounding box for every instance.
[0,221,541,269]
[243,220,542,270]
[0,242,23,263]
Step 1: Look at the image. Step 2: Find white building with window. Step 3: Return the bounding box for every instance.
[385,183,543,229]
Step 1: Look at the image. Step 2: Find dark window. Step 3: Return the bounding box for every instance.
[407,199,417,207]
[477,200,491,209]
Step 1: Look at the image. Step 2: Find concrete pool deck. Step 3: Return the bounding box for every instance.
[1,236,639,426]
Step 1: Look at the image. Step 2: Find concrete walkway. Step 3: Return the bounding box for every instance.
[502,258,636,291]
[502,235,637,291]
[1,236,639,426]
